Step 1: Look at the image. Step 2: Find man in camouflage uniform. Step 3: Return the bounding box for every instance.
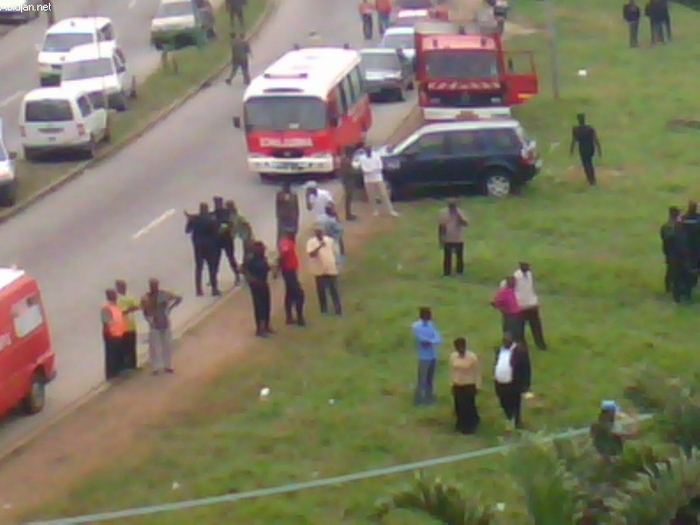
[225,32,252,86]
[339,147,359,221]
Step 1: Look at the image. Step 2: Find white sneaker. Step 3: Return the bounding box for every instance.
[390,210,400,217]
[372,210,379,216]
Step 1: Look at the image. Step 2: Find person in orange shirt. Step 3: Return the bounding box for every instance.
[359,0,375,39]
[375,0,392,35]
[101,289,127,380]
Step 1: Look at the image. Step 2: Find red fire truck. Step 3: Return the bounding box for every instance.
[414,20,538,120]
[232,47,372,180]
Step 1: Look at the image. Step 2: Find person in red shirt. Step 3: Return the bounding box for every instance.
[359,0,375,40]
[491,276,523,342]
[375,0,392,34]
[277,230,306,326]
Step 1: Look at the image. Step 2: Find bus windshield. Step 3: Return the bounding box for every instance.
[244,96,327,132]
[426,50,500,78]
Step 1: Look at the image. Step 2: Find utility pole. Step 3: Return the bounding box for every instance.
[546,0,561,99]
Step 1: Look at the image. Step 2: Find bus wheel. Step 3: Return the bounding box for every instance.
[22,372,47,415]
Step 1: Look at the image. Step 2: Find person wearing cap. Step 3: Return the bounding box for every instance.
[305,181,334,221]
[306,223,342,316]
[357,145,399,217]
[513,262,547,350]
[438,199,468,276]
[590,400,639,461]
[275,182,300,244]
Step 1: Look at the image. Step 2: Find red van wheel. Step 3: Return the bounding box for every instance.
[22,372,46,415]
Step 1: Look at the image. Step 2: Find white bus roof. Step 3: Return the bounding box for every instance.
[0,268,25,290]
[243,47,361,101]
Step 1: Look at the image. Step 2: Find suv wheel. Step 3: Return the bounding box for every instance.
[22,371,46,414]
[484,170,512,197]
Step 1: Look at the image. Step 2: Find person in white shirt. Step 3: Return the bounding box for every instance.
[357,146,399,217]
[493,333,527,430]
[304,181,334,220]
[513,261,547,350]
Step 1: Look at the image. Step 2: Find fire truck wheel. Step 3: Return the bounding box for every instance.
[484,170,512,198]
[22,372,47,415]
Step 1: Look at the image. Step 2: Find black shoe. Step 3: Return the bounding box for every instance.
[347,215,358,221]
[225,78,232,85]
[296,319,306,326]
[212,289,221,296]
[285,317,295,325]
[196,289,204,297]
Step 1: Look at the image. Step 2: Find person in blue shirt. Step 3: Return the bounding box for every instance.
[412,307,442,406]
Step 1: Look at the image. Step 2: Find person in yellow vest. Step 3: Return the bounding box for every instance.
[101,289,127,380]
[115,280,141,371]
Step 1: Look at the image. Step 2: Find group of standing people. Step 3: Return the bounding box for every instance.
[101,278,182,380]
[623,0,672,48]
[411,251,549,434]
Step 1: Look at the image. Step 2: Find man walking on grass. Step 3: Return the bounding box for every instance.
[438,199,468,276]
[570,113,602,186]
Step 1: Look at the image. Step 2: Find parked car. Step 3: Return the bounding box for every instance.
[0,0,42,23]
[361,48,414,102]
[37,17,119,86]
[150,0,215,50]
[61,43,134,111]
[367,118,541,199]
[0,119,17,207]
[0,267,56,419]
[19,86,111,161]
[380,26,416,64]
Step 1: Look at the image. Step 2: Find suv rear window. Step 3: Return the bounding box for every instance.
[25,100,74,122]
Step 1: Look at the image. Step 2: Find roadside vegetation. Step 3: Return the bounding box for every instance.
[21,0,700,523]
[3,0,267,215]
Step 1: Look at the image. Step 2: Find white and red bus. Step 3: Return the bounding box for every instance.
[232,47,372,180]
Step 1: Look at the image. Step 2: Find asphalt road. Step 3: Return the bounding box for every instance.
[0,0,182,152]
[0,0,417,455]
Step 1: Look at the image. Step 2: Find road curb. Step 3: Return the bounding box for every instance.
[0,0,282,463]
[0,0,281,226]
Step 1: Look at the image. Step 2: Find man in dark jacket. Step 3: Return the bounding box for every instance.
[275,182,300,243]
[622,0,641,47]
[225,32,251,85]
[185,202,221,296]
[644,0,664,44]
[658,0,671,41]
[569,113,602,186]
[212,197,243,286]
[661,206,692,303]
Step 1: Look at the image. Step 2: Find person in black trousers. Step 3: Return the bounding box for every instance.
[658,0,671,41]
[243,241,274,336]
[570,113,602,186]
[277,231,306,326]
[438,199,468,276]
[185,202,221,296]
[622,0,641,47]
[213,197,243,286]
[493,333,529,430]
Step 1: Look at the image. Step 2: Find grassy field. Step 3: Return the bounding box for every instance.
[22,1,700,524]
[4,0,267,210]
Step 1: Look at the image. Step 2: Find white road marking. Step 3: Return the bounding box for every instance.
[132,209,175,239]
[0,90,24,108]
[128,0,137,8]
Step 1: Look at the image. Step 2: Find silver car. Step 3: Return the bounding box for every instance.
[360,48,414,102]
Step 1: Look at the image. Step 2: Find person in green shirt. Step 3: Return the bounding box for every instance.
[590,400,639,462]
[115,279,140,371]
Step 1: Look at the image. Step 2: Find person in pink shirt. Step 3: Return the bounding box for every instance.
[491,276,524,343]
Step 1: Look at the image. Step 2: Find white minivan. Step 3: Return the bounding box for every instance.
[61,44,134,111]
[19,87,111,162]
[37,17,119,87]
[0,119,18,207]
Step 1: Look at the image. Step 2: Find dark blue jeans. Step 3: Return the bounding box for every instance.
[415,359,436,405]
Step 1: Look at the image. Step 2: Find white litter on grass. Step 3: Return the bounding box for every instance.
[172,482,180,490]
[260,387,270,399]
[496,502,506,511]
[328,398,336,405]
[396,263,403,271]
[577,69,588,77]
[549,141,560,151]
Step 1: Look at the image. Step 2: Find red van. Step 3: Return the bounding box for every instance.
[0,267,56,418]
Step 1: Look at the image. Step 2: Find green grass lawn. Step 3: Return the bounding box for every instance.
[22,1,700,524]
[6,0,267,210]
